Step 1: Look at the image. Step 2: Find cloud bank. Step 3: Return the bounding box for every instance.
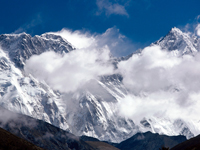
[0,106,37,128]
[118,45,200,121]
[25,27,136,94]
[25,47,114,93]
[25,26,200,123]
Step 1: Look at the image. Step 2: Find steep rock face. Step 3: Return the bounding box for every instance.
[0,33,74,68]
[0,28,200,143]
[60,75,139,142]
[0,48,70,131]
[155,27,200,55]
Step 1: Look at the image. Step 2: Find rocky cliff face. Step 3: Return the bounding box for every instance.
[155,27,200,55]
[0,33,74,68]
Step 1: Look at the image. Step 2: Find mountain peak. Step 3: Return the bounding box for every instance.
[0,32,74,68]
[170,27,183,35]
[41,32,63,39]
[155,27,198,54]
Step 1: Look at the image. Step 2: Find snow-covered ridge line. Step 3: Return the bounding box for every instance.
[0,32,75,68]
[155,27,200,55]
[0,27,200,143]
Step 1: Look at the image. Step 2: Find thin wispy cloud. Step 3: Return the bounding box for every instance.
[179,15,200,36]
[196,24,200,36]
[51,27,136,56]
[96,0,129,17]
[196,15,200,21]
[14,13,43,34]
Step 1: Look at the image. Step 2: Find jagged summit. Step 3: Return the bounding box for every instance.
[40,33,63,39]
[0,32,74,68]
[155,27,199,55]
[40,33,71,45]
[170,27,183,34]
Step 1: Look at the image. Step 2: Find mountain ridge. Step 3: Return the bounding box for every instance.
[0,27,200,143]
[0,105,187,150]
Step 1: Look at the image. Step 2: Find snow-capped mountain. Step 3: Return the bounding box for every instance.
[0,42,70,131]
[155,27,200,55]
[0,32,139,142]
[0,28,200,143]
[0,32,74,68]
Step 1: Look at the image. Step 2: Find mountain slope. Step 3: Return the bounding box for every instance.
[0,46,70,132]
[0,28,200,143]
[155,27,199,55]
[0,32,74,68]
[0,33,139,142]
[85,141,120,150]
[0,127,44,150]
[116,131,186,150]
[0,106,96,150]
[171,134,200,150]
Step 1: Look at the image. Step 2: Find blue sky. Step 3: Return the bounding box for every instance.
[0,0,200,56]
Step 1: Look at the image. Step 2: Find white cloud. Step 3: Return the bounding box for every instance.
[25,26,137,94]
[196,15,200,21]
[96,0,129,17]
[25,47,114,93]
[196,24,200,36]
[52,27,135,56]
[25,28,200,123]
[52,29,96,49]
[95,27,134,56]
[0,107,37,128]
[117,45,200,121]
[118,91,200,124]
[14,13,43,34]
[179,15,200,35]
